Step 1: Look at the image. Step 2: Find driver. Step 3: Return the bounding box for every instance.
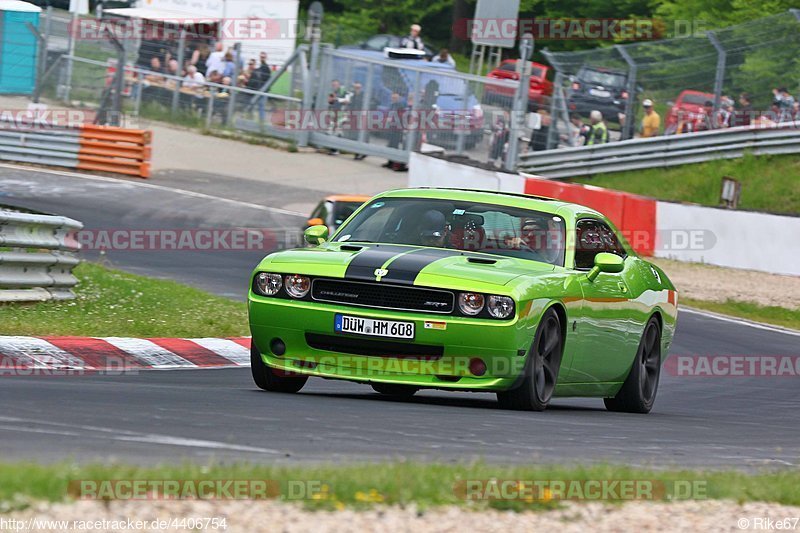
[418,209,449,248]
[520,217,563,264]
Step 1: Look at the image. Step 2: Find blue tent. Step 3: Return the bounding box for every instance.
[0,0,41,95]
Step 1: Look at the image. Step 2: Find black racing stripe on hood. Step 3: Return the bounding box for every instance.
[343,245,418,282]
[380,248,468,285]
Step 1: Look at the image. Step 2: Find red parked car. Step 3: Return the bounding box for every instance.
[665,90,715,134]
[483,60,553,110]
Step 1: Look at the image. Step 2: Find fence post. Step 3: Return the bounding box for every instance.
[26,22,46,103]
[171,28,187,115]
[615,44,637,141]
[455,74,470,154]
[406,71,422,156]
[105,32,126,127]
[357,63,373,144]
[300,2,323,147]
[62,11,77,102]
[225,42,242,127]
[505,33,533,171]
[707,31,725,128]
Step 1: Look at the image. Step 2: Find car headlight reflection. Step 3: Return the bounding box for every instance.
[254,272,282,296]
[487,295,515,319]
[285,274,311,299]
[458,292,485,315]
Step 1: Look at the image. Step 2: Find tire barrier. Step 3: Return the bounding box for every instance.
[0,210,83,302]
[0,119,152,178]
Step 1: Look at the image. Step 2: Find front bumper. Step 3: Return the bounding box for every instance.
[249,293,540,391]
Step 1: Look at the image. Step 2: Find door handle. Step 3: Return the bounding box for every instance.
[618,282,628,294]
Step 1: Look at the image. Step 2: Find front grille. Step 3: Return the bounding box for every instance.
[305,333,443,359]
[311,278,454,314]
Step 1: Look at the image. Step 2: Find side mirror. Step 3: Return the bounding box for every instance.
[304,224,329,245]
[587,252,624,281]
[307,217,324,227]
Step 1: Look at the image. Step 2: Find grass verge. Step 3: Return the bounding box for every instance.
[682,298,800,331]
[570,153,800,215]
[0,462,799,512]
[0,262,248,338]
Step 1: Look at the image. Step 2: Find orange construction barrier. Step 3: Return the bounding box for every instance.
[77,124,152,178]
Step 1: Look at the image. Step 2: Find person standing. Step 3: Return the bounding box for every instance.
[431,48,455,67]
[731,92,753,127]
[586,110,609,145]
[640,99,661,137]
[401,24,424,50]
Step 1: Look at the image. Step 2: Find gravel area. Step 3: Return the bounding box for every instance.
[6,500,800,532]
[652,258,800,310]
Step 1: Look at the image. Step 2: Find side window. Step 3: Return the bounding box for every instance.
[575,219,625,270]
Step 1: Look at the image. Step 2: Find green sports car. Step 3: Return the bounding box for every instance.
[248,188,678,413]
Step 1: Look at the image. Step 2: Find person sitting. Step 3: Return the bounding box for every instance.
[431,48,455,67]
[417,210,448,248]
[145,57,164,83]
[205,42,225,77]
[183,65,205,89]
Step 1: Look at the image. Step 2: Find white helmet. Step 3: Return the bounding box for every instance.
[590,110,603,121]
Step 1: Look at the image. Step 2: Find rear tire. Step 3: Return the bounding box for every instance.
[251,341,307,393]
[371,383,418,398]
[497,308,563,411]
[604,316,662,414]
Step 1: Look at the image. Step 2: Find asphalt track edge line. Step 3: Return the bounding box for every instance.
[681,306,800,337]
[0,162,306,218]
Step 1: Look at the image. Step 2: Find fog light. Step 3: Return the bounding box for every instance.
[469,357,487,376]
[270,338,286,356]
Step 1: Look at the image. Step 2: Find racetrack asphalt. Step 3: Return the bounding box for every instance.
[1,164,798,468]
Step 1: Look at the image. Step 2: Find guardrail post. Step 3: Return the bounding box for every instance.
[707,31,726,128]
[505,33,533,171]
[171,28,187,116]
[615,44,637,141]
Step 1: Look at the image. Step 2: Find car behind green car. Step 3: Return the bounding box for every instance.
[249,188,677,412]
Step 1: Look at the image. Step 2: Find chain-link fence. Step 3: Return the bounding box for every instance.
[543,10,800,150]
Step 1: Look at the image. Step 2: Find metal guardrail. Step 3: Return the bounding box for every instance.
[0,211,83,302]
[517,123,800,178]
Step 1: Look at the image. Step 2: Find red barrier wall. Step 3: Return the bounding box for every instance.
[523,176,656,256]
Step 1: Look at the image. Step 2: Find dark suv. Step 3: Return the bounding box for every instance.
[567,66,631,123]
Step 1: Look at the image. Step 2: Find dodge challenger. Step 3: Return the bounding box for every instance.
[248,188,677,412]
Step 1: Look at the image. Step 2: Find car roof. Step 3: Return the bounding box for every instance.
[374,187,605,218]
[325,195,371,203]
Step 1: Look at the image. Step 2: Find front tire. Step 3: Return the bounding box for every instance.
[371,383,418,398]
[604,316,662,414]
[251,341,307,393]
[497,308,563,411]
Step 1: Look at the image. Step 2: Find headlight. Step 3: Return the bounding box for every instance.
[284,274,311,298]
[487,295,515,319]
[458,292,484,315]
[254,272,282,296]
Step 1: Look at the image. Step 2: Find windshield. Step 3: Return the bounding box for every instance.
[334,197,566,266]
[681,93,712,105]
[580,69,626,87]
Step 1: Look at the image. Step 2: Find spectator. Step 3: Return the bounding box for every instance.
[349,82,367,160]
[205,42,225,77]
[383,92,407,170]
[431,48,455,67]
[183,65,205,89]
[246,52,272,91]
[207,70,223,84]
[731,92,753,127]
[563,113,588,146]
[401,24,424,50]
[238,59,256,87]
[489,113,509,165]
[145,57,164,83]
[773,87,795,122]
[221,52,236,78]
[586,110,609,145]
[695,100,715,131]
[166,58,181,77]
[718,97,734,128]
[527,110,551,151]
[640,99,661,137]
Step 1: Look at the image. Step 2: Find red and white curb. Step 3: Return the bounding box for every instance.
[0,336,251,371]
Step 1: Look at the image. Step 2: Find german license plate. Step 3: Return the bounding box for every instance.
[590,88,611,97]
[334,314,415,339]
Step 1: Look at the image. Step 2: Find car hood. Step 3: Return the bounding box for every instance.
[261,243,555,289]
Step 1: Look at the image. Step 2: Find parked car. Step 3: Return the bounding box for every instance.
[305,195,370,236]
[567,66,634,123]
[339,34,436,59]
[250,188,678,412]
[664,90,715,134]
[483,60,553,110]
